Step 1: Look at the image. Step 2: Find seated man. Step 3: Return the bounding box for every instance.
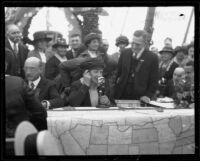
[24,57,64,109]
[163,67,185,98]
[68,58,114,107]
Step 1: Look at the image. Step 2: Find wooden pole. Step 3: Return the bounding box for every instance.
[182,8,194,45]
[144,7,156,48]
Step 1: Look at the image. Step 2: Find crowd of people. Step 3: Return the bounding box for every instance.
[5,23,194,141]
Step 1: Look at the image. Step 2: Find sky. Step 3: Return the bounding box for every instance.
[28,7,194,53]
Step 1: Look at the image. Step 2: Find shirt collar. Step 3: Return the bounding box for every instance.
[8,38,18,50]
[133,47,145,60]
[88,50,97,58]
[54,53,67,62]
[29,76,41,89]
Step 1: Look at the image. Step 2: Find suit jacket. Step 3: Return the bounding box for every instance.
[6,75,47,137]
[69,79,114,107]
[5,38,29,78]
[33,76,64,108]
[114,48,159,99]
[163,61,179,81]
[45,56,61,80]
[66,50,76,59]
[163,80,175,98]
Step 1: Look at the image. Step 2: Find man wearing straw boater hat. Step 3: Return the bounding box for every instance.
[27,31,52,75]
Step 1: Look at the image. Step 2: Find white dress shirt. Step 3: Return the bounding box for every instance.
[39,51,47,63]
[8,39,19,52]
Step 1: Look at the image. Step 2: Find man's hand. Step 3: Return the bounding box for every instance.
[41,101,47,108]
[140,96,150,104]
[82,70,91,87]
[99,95,110,105]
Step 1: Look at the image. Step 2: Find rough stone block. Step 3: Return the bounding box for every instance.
[159,142,175,154]
[128,145,139,154]
[90,125,109,144]
[108,145,128,155]
[132,128,158,143]
[86,145,107,155]
[108,126,132,144]
[139,142,159,154]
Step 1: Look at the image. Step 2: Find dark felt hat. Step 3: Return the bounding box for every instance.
[159,46,175,56]
[84,33,101,47]
[14,121,62,155]
[33,31,52,43]
[52,38,69,48]
[115,35,129,46]
[174,46,188,55]
[80,57,105,71]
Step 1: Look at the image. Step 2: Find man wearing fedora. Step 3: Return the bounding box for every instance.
[27,31,52,75]
[114,30,159,103]
[5,24,29,79]
[45,38,69,80]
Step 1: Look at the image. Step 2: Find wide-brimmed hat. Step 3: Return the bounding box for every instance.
[33,31,52,43]
[84,33,101,47]
[174,46,188,55]
[80,57,105,71]
[159,46,175,56]
[14,121,62,155]
[52,38,69,48]
[115,35,129,46]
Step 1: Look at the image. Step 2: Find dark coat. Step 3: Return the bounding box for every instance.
[163,80,175,98]
[45,56,61,80]
[163,61,179,81]
[5,38,29,78]
[6,75,47,137]
[114,48,159,99]
[66,50,76,59]
[33,76,64,108]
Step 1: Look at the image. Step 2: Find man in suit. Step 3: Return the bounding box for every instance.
[5,56,47,137]
[24,57,64,109]
[114,30,159,103]
[66,34,82,59]
[5,24,29,78]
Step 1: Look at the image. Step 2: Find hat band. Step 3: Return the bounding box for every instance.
[24,133,38,155]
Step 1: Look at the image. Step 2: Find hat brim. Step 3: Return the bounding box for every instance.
[159,50,174,55]
[14,121,38,155]
[52,44,69,48]
[33,38,52,43]
[37,131,62,155]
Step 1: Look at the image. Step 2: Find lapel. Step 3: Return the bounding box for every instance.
[5,38,13,52]
[124,49,133,74]
[35,76,46,97]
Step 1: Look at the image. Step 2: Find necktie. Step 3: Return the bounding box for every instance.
[13,43,18,56]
